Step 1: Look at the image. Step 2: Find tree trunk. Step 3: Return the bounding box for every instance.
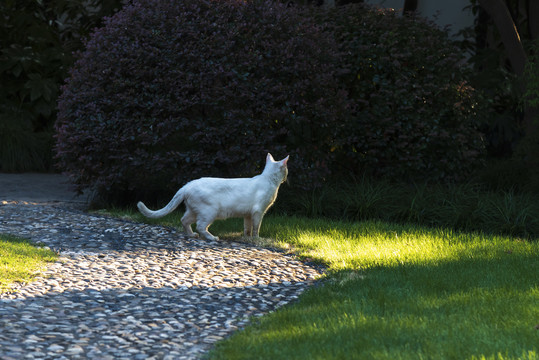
[529,0,539,39]
[478,0,527,76]
[479,0,537,133]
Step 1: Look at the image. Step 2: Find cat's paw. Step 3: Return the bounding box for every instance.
[187,232,199,238]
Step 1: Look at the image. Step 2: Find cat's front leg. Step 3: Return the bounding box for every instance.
[251,212,263,238]
[244,216,253,237]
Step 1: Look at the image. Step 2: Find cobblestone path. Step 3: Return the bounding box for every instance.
[0,202,323,359]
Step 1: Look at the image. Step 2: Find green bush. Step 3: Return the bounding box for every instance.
[511,128,539,193]
[0,112,53,172]
[474,158,531,193]
[0,0,122,171]
[523,38,539,110]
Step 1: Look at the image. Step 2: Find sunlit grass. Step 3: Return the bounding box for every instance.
[99,208,539,359]
[218,217,538,360]
[0,234,57,292]
[262,218,533,270]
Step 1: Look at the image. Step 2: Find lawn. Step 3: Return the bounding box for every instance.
[210,218,539,360]
[2,205,537,358]
[0,234,58,293]
[103,209,539,359]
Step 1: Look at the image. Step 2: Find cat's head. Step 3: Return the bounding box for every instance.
[266,153,289,183]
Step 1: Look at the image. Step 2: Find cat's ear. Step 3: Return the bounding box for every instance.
[282,155,289,166]
[266,153,275,163]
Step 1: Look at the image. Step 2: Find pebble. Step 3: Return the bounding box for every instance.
[0,202,324,359]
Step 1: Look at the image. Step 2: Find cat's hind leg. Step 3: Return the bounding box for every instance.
[195,216,219,241]
[244,216,253,237]
[181,208,198,238]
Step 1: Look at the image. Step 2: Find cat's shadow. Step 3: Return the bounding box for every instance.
[219,234,291,253]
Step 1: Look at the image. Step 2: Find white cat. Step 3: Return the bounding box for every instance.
[137,153,289,241]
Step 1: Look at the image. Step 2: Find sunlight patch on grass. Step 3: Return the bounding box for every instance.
[0,234,57,292]
[272,219,536,272]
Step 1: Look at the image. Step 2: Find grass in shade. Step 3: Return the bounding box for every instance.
[0,234,57,293]
[101,208,539,359]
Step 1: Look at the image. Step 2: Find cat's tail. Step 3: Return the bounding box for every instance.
[137,188,185,219]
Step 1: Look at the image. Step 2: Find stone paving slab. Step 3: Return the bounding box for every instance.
[0,173,89,204]
[0,202,324,359]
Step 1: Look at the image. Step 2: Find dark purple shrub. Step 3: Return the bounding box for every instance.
[55,0,348,201]
[315,5,487,182]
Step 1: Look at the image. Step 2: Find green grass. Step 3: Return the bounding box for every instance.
[102,208,539,359]
[0,234,58,292]
[210,219,538,360]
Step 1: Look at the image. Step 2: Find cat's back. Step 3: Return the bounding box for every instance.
[183,176,258,194]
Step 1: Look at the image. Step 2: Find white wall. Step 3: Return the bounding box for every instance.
[364,0,404,10]
[364,0,475,38]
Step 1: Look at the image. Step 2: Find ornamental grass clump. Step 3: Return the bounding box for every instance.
[55,0,348,203]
